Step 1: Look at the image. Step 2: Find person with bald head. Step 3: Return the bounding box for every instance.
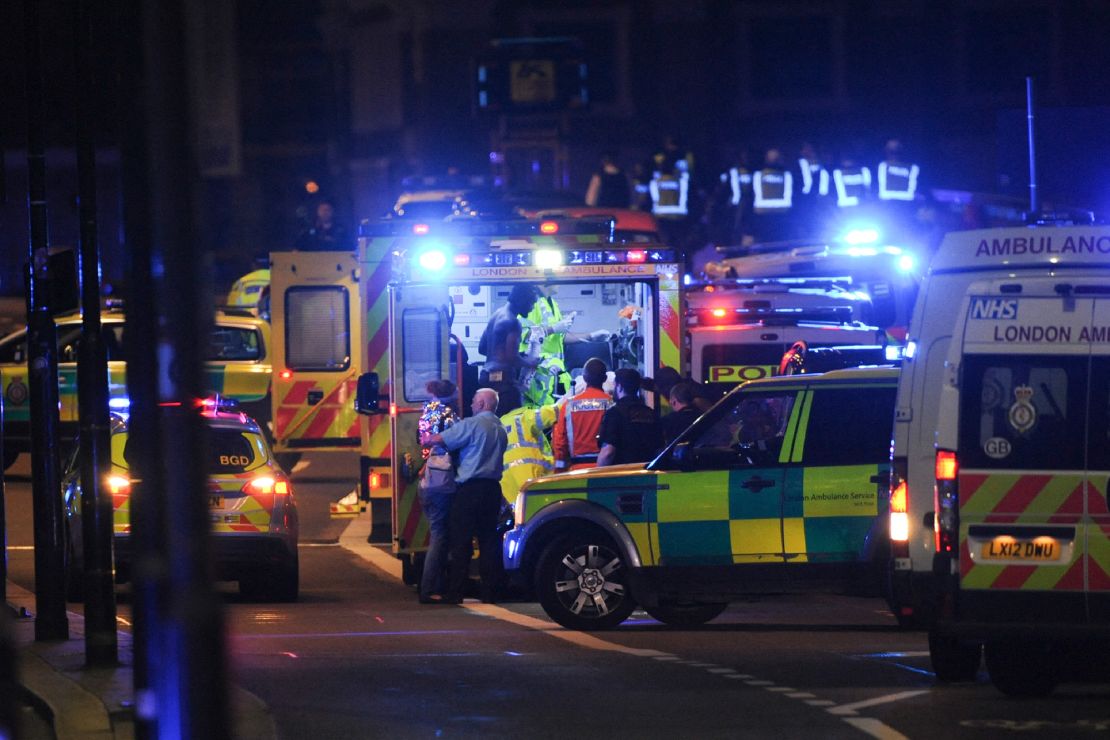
[420,387,509,603]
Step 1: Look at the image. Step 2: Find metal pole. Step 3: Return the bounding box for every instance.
[144,1,229,736]
[74,0,117,667]
[1026,76,1039,215]
[115,0,166,734]
[24,0,69,643]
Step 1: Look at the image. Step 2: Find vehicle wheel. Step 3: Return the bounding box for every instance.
[535,533,635,631]
[985,640,1057,697]
[644,602,727,627]
[3,448,19,470]
[928,629,981,682]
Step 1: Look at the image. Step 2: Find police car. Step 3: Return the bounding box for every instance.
[0,308,273,468]
[61,399,299,602]
[503,366,899,630]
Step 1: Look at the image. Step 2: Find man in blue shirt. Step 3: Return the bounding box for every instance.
[420,387,509,603]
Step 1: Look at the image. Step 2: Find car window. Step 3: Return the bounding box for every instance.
[1088,357,1110,472]
[958,355,1086,471]
[0,330,27,363]
[209,429,263,473]
[801,386,897,465]
[207,326,262,361]
[284,287,350,371]
[687,390,797,466]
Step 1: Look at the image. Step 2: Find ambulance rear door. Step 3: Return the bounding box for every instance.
[951,282,1095,624]
[270,251,362,455]
[390,282,452,556]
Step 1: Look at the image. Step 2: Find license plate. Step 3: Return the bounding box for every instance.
[980,538,1060,562]
[208,495,224,509]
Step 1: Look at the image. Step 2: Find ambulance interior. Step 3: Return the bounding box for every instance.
[446,280,658,394]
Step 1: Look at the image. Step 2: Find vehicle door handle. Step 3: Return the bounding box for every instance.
[617,494,643,515]
[741,477,776,492]
[307,389,324,405]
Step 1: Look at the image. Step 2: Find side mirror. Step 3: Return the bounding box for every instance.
[355,372,383,414]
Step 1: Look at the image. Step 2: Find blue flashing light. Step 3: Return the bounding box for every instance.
[109,397,131,410]
[897,254,916,272]
[842,226,880,245]
[885,345,906,362]
[905,341,917,359]
[418,249,448,271]
[846,245,879,257]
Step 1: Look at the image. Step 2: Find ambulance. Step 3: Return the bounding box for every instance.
[888,218,1110,670]
[274,218,682,578]
[924,274,1110,696]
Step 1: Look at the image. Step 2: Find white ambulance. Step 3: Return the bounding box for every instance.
[928,274,1110,696]
[888,219,1110,678]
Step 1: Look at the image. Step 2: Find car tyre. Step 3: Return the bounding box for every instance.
[985,640,1057,697]
[535,533,635,631]
[928,629,981,682]
[643,602,727,627]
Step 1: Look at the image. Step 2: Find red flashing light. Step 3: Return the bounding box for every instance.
[390,403,397,417]
[279,370,293,381]
[710,308,728,318]
[412,223,430,236]
[369,472,381,489]
[626,249,647,263]
[539,220,559,235]
[107,475,131,496]
[935,450,958,481]
[245,476,289,495]
[890,480,907,513]
[453,253,471,266]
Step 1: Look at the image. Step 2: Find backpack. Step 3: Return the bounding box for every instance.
[419,452,456,496]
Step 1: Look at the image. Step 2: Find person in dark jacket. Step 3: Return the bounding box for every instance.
[596,368,664,466]
[662,380,701,444]
[585,151,631,208]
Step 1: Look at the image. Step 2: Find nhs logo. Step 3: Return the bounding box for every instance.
[969,298,1018,320]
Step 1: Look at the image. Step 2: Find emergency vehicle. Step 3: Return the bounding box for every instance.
[61,398,299,602]
[503,367,899,630]
[702,235,920,338]
[924,274,1110,695]
[685,278,885,394]
[0,308,273,469]
[888,220,1110,644]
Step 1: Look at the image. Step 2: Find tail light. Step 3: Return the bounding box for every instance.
[889,456,909,557]
[279,370,293,381]
[539,220,559,234]
[107,475,131,496]
[934,450,959,553]
[243,476,291,495]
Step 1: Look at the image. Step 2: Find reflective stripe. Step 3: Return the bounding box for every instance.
[726,167,751,206]
[877,162,918,201]
[752,170,792,210]
[798,159,829,197]
[649,172,689,215]
[504,457,554,471]
[789,391,813,464]
[833,167,871,207]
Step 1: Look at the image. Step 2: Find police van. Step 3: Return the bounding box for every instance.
[503,366,899,630]
[925,275,1110,695]
[887,221,1110,667]
[686,279,884,395]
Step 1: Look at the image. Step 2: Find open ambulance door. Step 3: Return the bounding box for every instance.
[389,283,452,569]
[270,251,362,465]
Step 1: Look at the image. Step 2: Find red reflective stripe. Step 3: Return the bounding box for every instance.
[957,473,989,507]
[991,565,1037,590]
[1048,482,1085,522]
[1054,557,1086,590]
[400,495,423,546]
[282,381,316,406]
[992,474,1051,514]
[304,407,339,439]
[275,406,299,436]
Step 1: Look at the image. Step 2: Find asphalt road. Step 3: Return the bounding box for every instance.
[5,452,1110,739]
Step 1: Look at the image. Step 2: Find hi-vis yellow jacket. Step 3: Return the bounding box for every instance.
[500,404,558,503]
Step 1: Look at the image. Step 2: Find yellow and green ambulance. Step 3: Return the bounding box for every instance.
[503,366,899,630]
